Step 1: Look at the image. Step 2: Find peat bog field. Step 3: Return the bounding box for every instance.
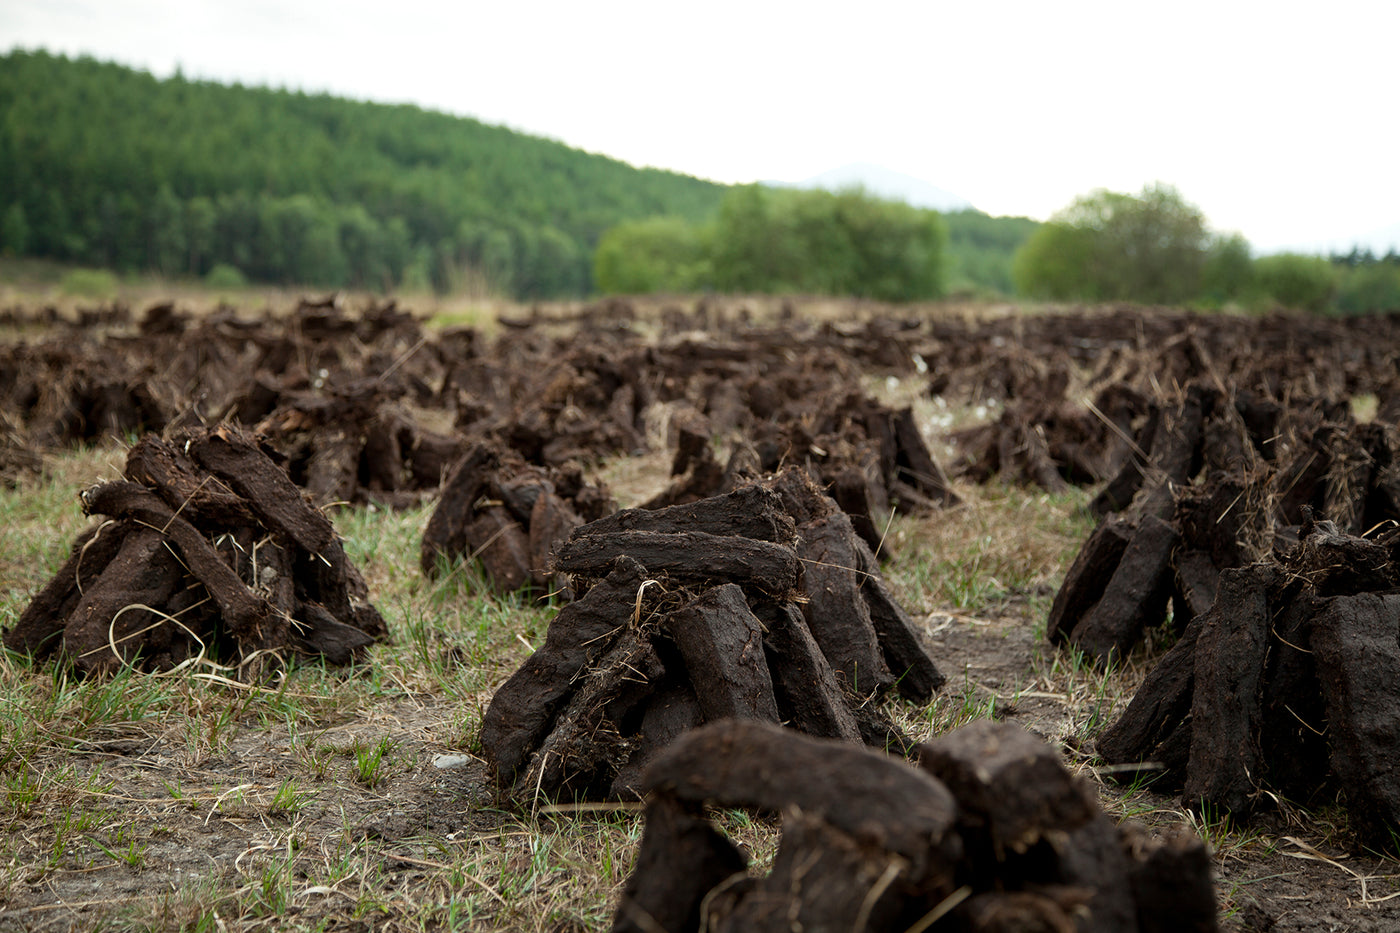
[2,295,1399,931]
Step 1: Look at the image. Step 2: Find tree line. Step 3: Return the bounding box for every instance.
[0,49,1043,302]
[1012,184,1400,316]
[8,51,1388,312]
[0,50,724,297]
[595,185,957,302]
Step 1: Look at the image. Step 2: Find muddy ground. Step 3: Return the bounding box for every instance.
[3,295,1400,931]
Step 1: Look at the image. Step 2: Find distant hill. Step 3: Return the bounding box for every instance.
[771,162,975,213]
[0,51,1040,299]
[0,49,726,297]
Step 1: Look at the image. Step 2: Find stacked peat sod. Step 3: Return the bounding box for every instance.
[460,319,964,543]
[1045,383,1270,663]
[418,393,960,599]
[0,296,436,453]
[945,313,1400,494]
[1097,512,1400,848]
[614,719,1217,933]
[949,348,1152,493]
[211,298,468,508]
[9,301,1400,492]
[243,376,463,510]
[3,427,387,675]
[419,442,616,595]
[0,297,966,518]
[1049,378,1400,664]
[630,393,960,552]
[1036,372,1400,840]
[478,468,946,801]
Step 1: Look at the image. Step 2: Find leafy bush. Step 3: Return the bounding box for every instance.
[594,216,709,294]
[1253,253,1337,313]
[593,187,948,301]
[1013,184,1212,304]
[706,185,946,301]
[1199,234,1255,306]
[1,203,29,255]
[1335,262,1400,315]
[59,267,119,298]
[943,209,1039,296]
[1012,222,1100,301]
[204,263,248,289]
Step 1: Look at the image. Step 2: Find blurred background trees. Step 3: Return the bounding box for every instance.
[1010,183,1398,315]
[3,50,1396,313]
[0,49,722,298]
[1013,184,1213,304]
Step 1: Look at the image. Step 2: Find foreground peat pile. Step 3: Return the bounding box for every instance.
[419,443,616,594]
[614,719,1216,933]
[3,427,387,674]
[1098,512,1400,846]
[478,469,945,801]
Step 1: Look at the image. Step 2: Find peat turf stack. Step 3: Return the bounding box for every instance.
[614,719,1216,933]
[758,394,963,551]
[640,391,962,554]
[477,469,946,802]
[419,443,617,596]
[952,368,1151,493]
[942,310,1400,495]
[1046,384,1400,665]
[1098,512,1400,848]
[3,427,387,675]
[247,376,463,509]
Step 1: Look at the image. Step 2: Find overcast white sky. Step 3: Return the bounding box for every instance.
[6,0,1398,252]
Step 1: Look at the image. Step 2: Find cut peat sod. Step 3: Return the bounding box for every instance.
[478,470,947,802]
[4,427,387,675]
[419,442,616,596]
[1040,377,1400,845]
[1097,513,1400,850]
[1047,383,1400,665]
[614,719,1216,933]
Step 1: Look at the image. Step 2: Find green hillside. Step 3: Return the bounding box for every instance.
[0,50,726,297]
[0,50,1038,300]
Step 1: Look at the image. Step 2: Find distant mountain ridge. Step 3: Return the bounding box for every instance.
[769,162,975,213]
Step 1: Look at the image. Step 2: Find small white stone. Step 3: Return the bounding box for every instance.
[431,753,473,770]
